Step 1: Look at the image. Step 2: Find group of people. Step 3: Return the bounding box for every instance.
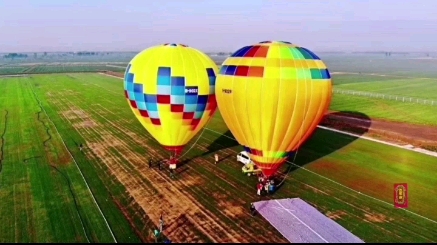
[148,158,163,170]
[148,157,177,179]
[256,175,275,196]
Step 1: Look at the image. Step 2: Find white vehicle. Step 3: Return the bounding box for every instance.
[237,151,251,165]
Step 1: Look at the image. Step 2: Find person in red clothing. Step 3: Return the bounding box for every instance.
[257,183,263,196]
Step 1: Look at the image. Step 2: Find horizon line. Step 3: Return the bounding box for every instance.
[1,50,436,54]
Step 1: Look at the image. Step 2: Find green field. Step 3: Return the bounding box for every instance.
[330,94,437,126]
[1,73,437,242]
[0,76,152,243]
[324,55,437,78]
[329,74,437,125]
[0,64,125,75]
[333,74,437,100]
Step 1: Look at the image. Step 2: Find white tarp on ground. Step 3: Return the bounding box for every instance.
[253,198,364,243]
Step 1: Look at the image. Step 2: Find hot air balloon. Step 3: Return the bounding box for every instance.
[215,41,332,180]
[124,43,218,168]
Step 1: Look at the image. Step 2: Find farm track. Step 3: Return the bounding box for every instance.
[36,110,52,147]
[22,156,42,162]
[0,110,8,174]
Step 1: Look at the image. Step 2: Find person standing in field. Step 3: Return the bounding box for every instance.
[153,229,160,243]
[265,181,270,195]
[257,183,263,196]
[214,153,219,165]
[170,169,175,179]
[250,203,256,216]
[159,213,164,232]
[169,157,176,179]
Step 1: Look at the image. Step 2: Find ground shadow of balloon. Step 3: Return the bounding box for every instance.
[273,110,372,193]
[201,130,239,157]
[177,130,239,168]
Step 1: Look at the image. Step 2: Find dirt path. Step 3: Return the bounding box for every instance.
[105,65,126,69]
[323,111,437,150]
[99,72,124,79]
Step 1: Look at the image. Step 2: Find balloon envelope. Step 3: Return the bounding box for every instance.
[215,41,332,177]
[124,43,218,156]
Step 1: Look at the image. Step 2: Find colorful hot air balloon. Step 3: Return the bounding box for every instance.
[216,41,332,178]
[124,43,218,167]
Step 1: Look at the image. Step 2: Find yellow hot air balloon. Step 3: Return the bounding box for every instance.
[124,43,218,167]
[216,41,332,178]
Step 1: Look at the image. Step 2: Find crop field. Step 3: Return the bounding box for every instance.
[323,55,437,78]
[0,64,125,75]
[1,73,437,243]
[0,67,29,74]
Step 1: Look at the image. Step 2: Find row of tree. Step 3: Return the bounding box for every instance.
[2,52,117,59]
[3,53,28,58]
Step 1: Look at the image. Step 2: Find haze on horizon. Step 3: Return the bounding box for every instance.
[1,0,437,53]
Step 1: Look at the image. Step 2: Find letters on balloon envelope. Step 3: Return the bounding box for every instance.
[215,41,333,178]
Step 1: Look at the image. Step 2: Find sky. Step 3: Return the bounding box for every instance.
[1,0,437,53]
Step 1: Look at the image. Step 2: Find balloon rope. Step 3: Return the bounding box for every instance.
[176,115,215,161]
[276,141,300,187]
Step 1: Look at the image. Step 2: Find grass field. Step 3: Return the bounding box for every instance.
[0,77,151,243]
[333,74,437,100]
[323,55,437,78]
[0,64,125,75]
[329,73,437,126]
[330,94,437,126]
[1,73,437,242]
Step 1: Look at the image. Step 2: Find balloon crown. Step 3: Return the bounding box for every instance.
[258,41,293,45]
[163,43,189,47]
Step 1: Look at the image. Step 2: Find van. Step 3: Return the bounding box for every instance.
[242,162,262,176]
[237,151,251,165]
